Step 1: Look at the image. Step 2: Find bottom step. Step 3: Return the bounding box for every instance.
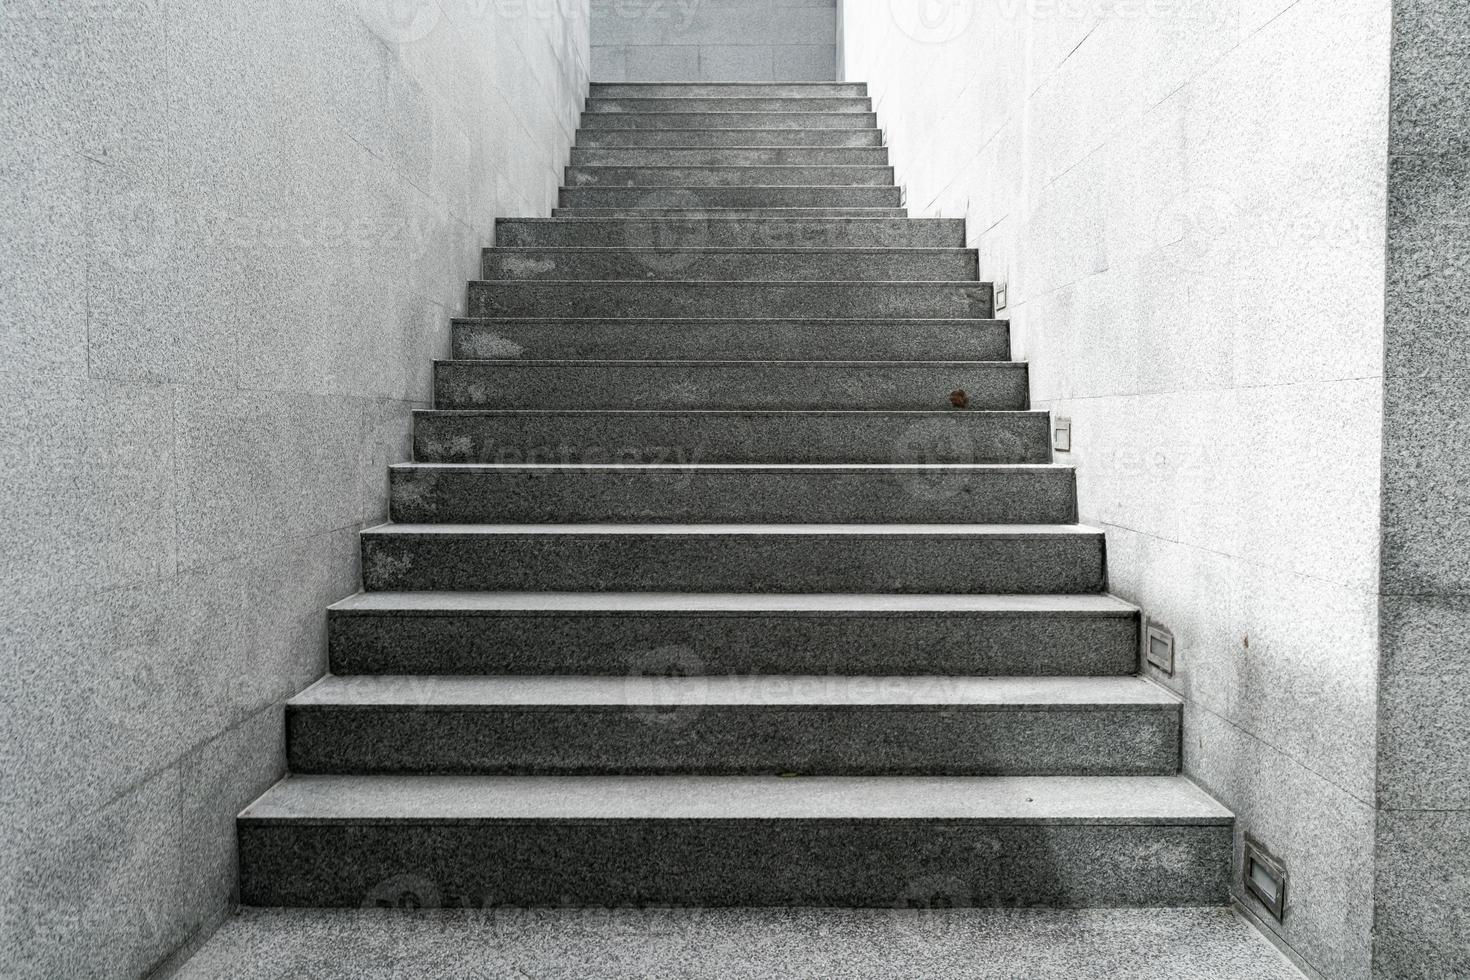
[239,775,1231,908]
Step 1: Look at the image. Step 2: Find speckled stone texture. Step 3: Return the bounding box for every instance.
[559,184,902,209]
[357,525,1108,594]
[326,593,1141,677]
[412,409,1053,465]
[592,85,868,99]
[481,247,975,281]
[494,216,960,248]
[450,317,1010,361]
[581,112,879,130]
[284,675,1180,776]
[553,206,911,218]
[467,280,993,320]
[387,463,1076,524]
[570,146,892,166]
[575,128,885,147]
[586,98,872,114]
[431,360,1026,411]
[564,165,895,186]
[169,907,1304,980]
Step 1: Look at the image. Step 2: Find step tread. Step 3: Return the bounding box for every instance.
[486,247,973,253]
[328,591,1138,615]
[240,774,1230,823]
[291,675,1177,709]
[361,522,1104,537]
[388,462,1068,471]
[434,359,1018,366]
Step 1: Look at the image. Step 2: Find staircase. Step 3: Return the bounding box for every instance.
[238,81,1233,911]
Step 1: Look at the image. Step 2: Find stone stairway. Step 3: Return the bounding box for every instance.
[238,81,1233,911]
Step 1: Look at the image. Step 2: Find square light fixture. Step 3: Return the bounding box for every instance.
[1244,837,1288,922]
[1145,622,1175,675]
[1052,416,1072,453]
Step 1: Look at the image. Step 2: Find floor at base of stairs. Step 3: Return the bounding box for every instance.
[168,906,1304,979]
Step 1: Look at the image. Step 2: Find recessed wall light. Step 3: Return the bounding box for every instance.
[1145,623,1175,676]
[1244,837,1288,922]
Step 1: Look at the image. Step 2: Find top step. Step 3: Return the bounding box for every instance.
[591,83,868,99]
[586,98,873,114]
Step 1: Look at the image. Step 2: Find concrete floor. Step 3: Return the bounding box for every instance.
[168,906,1305,979]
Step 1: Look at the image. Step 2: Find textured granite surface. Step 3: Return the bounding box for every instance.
[168,906,1303,980]
[586,97,871,114]
[558,185,902,209]
[357,523,1108,594]
[482,247,973,282]
[553,206,911,218]
[590,4,836,84]
[493,217,962,248]
[327,591,1140,677]
[432,360,1025,411]
[564,164,894,187]
[412,409,1052,465]
[285,674,1179,776]
[575,127,884,147]
[590,84,866,99]
[387,462,1075,524]
[451,317,1010,361]
[581,112,877,131]
[467,280,994,320]
[570,146,891,166]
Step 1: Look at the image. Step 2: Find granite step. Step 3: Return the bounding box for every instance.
[576,128,885,148]
[387,463,1075,524]
[559,185,902,209]
[580,112,879,131]
[585,97,874,114]
[552,207,909,219]
[326,592,1142,677]
[570,146,891,167]
[431,360,1025,411]
[451,317,1009,361]
[357,523,1108,594]
[285,675,1182,777]
[481,247,975,282]
[467,281,993,319]
[589,82,869,98]
[412,409,1052,465]
[495,217,964,248]
[565,165,895,187]
[237,774,1232,907]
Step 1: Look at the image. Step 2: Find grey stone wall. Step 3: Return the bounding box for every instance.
[1375,3,1470,976]
[842,2,1391,977]
[0,1,587,976]
[592,0,835,81]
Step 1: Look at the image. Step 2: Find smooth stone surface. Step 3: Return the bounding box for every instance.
[481,247,976,281]
[387,462,1075,525]
[169,906,1305,980]
[450,317,1010,361]
[412,409,1053,465]
[327,591,1142,677]
[467,280,994,319]
[285,675,1180,777]
[431,360,1026,411]
[357,523,1108,594]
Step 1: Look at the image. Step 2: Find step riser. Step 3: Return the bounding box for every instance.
[389,467,1075,524]
[559,186,902,209]
[358,532,1107,594]
[496,218,965,248]
[287,705,1180,777]
[452,319,1010,361]
[571,148,891,167]
[577,129,885,147]
[586,98,874,114]
[432,362,1027,412]
[467,282,994,319]
[413,412,1052,465]
[328,609,1141,677]
[238,821,1230,908]
[481,249,976,282]
[581,113,879,130]
[553,208,909,219]
[565,166,895,188]
[590,83,869,98]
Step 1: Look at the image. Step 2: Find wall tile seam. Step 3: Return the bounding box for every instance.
[1093,518,1380,597]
